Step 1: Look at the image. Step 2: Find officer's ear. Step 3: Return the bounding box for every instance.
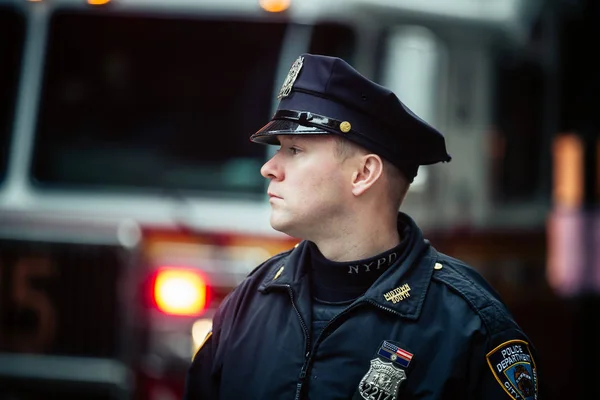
[351,153,384,197]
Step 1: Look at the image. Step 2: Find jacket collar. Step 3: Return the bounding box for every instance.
[258,240,310,291]
[259,213,437,320]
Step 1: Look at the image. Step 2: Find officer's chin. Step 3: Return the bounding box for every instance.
[269,217,289,235]
[269,214,297,238]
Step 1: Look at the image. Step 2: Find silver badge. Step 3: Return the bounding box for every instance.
[358,359,406,400]
[277,56,304,99]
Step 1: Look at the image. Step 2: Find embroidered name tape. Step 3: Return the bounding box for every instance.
[486,339,538,400]
[378,341,413,368]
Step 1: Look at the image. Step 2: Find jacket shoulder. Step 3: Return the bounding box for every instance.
[431,251,520,336]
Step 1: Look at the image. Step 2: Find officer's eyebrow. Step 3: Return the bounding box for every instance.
[287,136,324,144]
[278,136,300,145]
[280,135,332,149]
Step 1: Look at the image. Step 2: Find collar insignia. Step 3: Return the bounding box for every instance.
[384,283,411,304]
[273,265,284,281]
[277,56,304,99]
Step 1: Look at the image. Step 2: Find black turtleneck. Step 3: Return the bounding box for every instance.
[308,222,411,341]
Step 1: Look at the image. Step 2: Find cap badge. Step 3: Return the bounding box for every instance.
[277,56,304,99]
[340,121,352,133]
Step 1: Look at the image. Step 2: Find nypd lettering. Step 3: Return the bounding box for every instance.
[358,359,405,400]
[348,253,397,274]
[383,284,411,303]
[486,339,538,399]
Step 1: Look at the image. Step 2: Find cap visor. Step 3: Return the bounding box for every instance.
[250,119,330,145]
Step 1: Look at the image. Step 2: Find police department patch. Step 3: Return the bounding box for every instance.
[486,339,538,399]
[358,359,405,400]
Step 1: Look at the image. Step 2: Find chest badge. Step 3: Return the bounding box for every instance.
[358,359,406,400]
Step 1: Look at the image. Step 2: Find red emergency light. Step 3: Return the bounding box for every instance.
[152,267,208,316]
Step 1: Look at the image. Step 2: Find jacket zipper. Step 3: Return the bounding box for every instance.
[285,285,312,400]
[280,282,404,400]
[294,298,403,399]
[364,299,403,317]
[315,299,403,348]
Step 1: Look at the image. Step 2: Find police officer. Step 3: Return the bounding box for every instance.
[183,54,539,399]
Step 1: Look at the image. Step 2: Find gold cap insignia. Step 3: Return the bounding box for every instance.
[384,283,411,304]
[340,121,352,133]
[277,56,304,99]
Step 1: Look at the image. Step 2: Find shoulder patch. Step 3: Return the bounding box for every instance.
[486,339,538,399]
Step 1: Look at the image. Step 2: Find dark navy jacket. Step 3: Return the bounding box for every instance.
[184,214,539,399]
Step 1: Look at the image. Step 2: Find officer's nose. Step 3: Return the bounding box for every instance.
[261,153,283,181]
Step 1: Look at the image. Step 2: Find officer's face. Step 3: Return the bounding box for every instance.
[261,135,354,239]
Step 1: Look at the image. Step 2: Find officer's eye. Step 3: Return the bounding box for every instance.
[288,147,300,155]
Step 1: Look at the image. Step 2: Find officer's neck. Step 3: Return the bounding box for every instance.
[312,221,401,262]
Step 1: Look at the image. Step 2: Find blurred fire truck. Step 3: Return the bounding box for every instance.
[0,0,548,398]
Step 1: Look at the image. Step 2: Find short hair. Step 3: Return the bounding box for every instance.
[333,136,410,209]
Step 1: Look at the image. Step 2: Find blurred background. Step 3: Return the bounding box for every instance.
[0,0,597,398]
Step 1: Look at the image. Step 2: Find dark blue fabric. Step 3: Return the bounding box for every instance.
[183,213,539,399]
[311,299,348,345]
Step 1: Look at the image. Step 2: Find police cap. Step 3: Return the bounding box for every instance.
[250,53,451,182]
